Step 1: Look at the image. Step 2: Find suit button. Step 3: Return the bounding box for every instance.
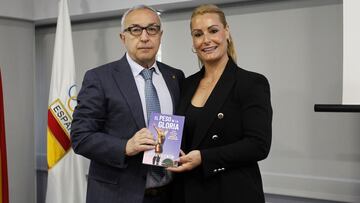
[217,112,224,119]
[212,135,219,140]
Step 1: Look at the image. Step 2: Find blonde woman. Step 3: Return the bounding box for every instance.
[168,4,272,203]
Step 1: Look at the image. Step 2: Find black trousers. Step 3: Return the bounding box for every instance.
[143,184,171,203]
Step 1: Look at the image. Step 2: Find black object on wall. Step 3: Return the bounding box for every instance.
[314,104,360,112]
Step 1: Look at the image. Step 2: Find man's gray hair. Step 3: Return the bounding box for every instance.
[120,5,162,32]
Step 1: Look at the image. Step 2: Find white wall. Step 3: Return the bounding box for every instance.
[342,0,360,104]
[35,0,360,202]
[0,18,35,203]
[32,0,248,23]
[33,0,188,22]
[0,0,248,23]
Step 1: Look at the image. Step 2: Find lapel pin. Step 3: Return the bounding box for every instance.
[172,75,176,79]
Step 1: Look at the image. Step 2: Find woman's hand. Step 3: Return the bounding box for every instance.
[167,150,202,172]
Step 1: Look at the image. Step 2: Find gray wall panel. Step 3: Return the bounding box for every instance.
[0,18,35,203]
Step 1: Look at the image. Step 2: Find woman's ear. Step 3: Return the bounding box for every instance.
[225,25,230,40]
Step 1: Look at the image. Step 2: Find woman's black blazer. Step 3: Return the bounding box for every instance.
[174,58,272,203]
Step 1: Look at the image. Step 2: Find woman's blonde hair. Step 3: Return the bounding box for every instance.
[190,4,237,64]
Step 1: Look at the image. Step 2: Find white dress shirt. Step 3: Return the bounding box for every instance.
[126,53,173,125]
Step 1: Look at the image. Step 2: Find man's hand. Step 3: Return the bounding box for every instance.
[125,128,156,156]
[167,150,202,172]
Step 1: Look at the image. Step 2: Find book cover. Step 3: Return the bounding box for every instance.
[142,112,184,167]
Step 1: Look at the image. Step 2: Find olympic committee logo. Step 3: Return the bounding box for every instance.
[67,84,77,112]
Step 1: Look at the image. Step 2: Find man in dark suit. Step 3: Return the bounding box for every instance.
[71,5,184,203]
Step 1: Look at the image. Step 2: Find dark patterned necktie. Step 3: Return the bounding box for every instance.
[140,68,165,182]
[140,68,161,122]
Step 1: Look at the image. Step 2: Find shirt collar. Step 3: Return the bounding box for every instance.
[126,53,160,77]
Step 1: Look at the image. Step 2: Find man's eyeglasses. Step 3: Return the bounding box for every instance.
[123,24,161,36]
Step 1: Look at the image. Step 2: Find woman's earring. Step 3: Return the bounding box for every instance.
[191,47,197,53]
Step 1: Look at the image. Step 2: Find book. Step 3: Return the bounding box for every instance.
[142,112,185,167]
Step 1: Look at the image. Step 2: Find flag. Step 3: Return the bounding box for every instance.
[46,0,89,202]
[0,70,9,203]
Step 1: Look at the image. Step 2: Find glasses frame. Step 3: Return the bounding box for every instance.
[123,24,161,36]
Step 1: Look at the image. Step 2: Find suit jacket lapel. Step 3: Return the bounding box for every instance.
[191,59,237,149]
[177,69,204,116]
[112,56,146,129]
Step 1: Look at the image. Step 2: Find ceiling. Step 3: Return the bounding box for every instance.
[0,0,258,25]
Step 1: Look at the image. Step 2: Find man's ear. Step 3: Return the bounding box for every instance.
[119,33,125,43]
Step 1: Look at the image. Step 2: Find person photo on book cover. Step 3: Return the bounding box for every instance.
[71,5,185,203]
[153,125,168,165]
[167,4,272,203]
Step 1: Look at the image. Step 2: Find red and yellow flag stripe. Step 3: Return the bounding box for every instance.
[47,99,72,169]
